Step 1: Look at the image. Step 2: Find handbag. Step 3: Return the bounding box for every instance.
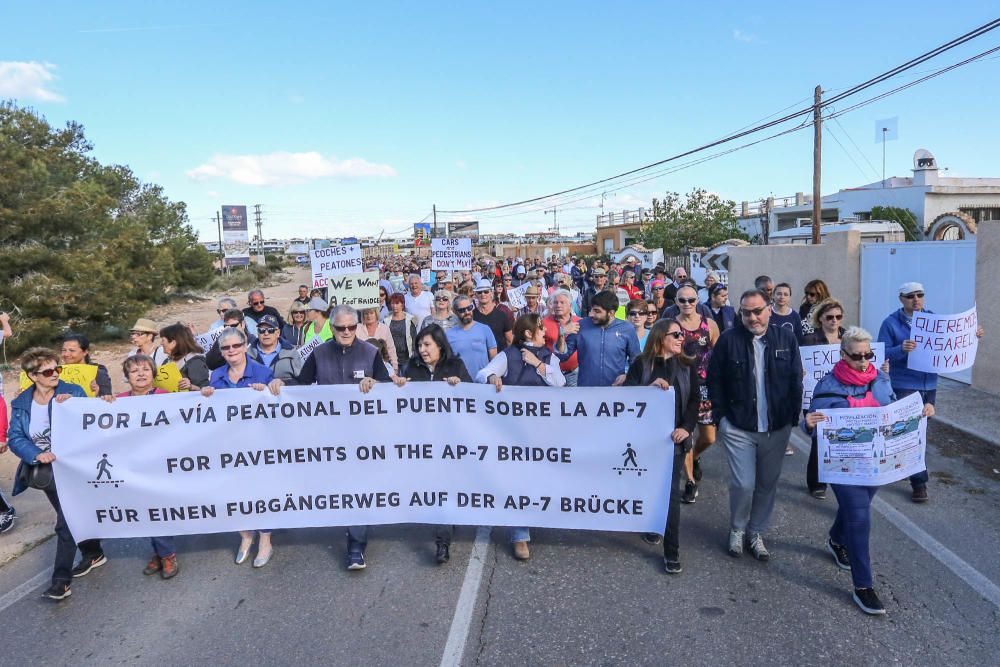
[18,462,54,491]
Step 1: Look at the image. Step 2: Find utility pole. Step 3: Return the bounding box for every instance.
[433,204,438,238]
[215,211,226,274]
[812,85,823,245]
[546,206,558,234]
[253,204,264,265]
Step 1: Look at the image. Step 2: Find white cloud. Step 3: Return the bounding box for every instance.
[0,61,65,102]
[187,151,397,186]
[732,28,757,43]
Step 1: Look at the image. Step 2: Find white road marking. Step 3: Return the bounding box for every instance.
[0,569,51,613]
[790,430,1000,609]
[439,526,492,667]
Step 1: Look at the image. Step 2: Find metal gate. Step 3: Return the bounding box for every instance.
[859,240,977,383]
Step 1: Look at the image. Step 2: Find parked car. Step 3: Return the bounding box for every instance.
[295,255,309,266]
[836,428,856,441]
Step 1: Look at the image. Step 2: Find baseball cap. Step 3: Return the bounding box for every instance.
[307,297,329,311]
[257,314,280,330]
[898,282,924,295]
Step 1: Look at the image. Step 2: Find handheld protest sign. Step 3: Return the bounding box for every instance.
[153,362,183,393]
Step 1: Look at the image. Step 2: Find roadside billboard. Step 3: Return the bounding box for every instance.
[221,205,250,267]
[447,221,480,243]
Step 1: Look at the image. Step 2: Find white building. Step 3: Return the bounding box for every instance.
[738,150,1000,241]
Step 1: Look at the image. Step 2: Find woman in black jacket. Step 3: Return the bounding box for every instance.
[393,324,471,563]
[624,318,700,574]
[159,323,211,391]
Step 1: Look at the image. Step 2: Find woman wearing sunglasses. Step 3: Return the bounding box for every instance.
[799,279,831,338]
[803,298,845,347]
[8,348,104,601]
[201,328,276,568]
[625,299,650,348]
[624,319,700,574]
[803,326,933,616]
[674,285,720,504]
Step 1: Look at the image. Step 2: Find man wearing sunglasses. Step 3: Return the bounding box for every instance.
[246,315,301,380]
[446,295,498,380]
[206,310,259,371]
[211,297,258,338]
[707,288,802,562]
[243,290,285,330]
[269,305,391,571]
[877,281,985,503]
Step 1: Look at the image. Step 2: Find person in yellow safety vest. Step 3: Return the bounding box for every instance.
[303,297,333,342]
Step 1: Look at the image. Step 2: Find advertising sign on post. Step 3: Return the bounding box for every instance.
[431,238,473,270]
[413,223,431,246]
[908,306,979,373]
[310,244,363,289]
[221,205,250,267]
[446,221,480,243]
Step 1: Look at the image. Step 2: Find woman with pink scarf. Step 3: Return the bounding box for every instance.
[804,326,933,616]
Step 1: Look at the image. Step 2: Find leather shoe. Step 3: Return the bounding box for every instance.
[512,540,530,560]
[253,547,273,568]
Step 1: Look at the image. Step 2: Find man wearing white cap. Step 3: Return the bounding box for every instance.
[473,278,514,351]
[877,281,984,503]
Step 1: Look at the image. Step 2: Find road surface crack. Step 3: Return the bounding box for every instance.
[474,542,499,666]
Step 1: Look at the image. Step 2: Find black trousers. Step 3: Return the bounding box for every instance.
[807,433,827,493]
[663,445,685,561]
[43,487,103,586]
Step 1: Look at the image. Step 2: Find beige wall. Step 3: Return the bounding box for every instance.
[494,243,596,260]
[973,222,1000,395]
[727,230,862,325]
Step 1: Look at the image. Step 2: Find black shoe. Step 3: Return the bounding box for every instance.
[911,485,929,503]
[0,508,16,534]
[641,533,662,545]
[663,559,683,574]
[827,538,851,571]
[71,554,107,578]
[853,588,886,615]
[693,458,703,482]
[42,583,71,601]
[435,543,450,564]
[681,481,698,504]
[810,488,827,500]
[347,551,366,571]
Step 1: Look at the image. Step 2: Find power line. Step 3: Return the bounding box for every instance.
[437,18,1000,215]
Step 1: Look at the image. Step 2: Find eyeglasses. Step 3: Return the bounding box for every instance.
[434,296,450,302]
[333,324,358,333]
[33,366,63,378]
[129,331,151,337]
[217,308,228,314]
[805,292,817,298]
[902,292,924,300]
[664,331,684,340]
[250,300,265,306]
[652,286,664,291]
[740,307,767,318]
[456,305,475,313]
[628,311,647,317]
[224,322,241,328]
[220,343,244,351]
[258,327,278,335]
[823,313,844,322]
[843,350,876,361]
[676,297,697,305]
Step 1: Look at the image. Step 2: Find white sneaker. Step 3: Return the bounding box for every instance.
[749,533,770,561]
[728,529,744,557]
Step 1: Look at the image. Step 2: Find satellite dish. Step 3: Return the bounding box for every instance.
[913,149,936,170]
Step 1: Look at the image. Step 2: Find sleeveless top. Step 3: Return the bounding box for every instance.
[680,315,712,382]
[501,344,552,387]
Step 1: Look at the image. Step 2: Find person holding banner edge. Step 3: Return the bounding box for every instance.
[8,348,104,601]
[201,328,278,568]
[269,305,392,571]
[876,282,984,503]
[803,326,934,615]
[624,319,700,574]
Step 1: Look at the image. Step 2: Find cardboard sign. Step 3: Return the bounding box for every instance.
[19,363,99,397]
[310,244,363,288]
[153,362,182,393]
[908,306,979,373]
[431,238,473,271]
[326,271,381,308]
[194,327,226,354]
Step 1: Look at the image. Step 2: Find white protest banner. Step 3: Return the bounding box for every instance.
[431,238,473,271]
[50,383,673,540]
[506,283,532,310]
[310,244,363,289]
[297,336,323,363]
[194,326,226,353]
[800,342,885,410]
[817,391,926,486]
[908,306,979,373]
[326,271,380,308]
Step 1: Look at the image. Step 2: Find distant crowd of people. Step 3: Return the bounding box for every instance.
[1,253,984,615]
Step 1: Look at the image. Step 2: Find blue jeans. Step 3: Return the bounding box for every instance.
[150,536,176,557]
[893,388,935,487]
[563,369,579,387]
[830,484,878,588]
[510,527,530,543]
[347,526,368,553]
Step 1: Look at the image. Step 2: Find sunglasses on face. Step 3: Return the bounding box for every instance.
[628,311,647,317]
[217,308,229,314]
[258,327,278,335]
[805,292,817,298]
[664,331,684,340]
[434,296,450,302]
[843,350,876,361]
[676,297,697,305]
[250,300,265,306]
[224,322,241,328]
[220,343,244,352]
[652,286,664,291]
[333,324,358,333]
[824,313,844,322]
[34,366,63,378]
[902,292,924,300]
[456,305,475,313]
[740,307,767,318]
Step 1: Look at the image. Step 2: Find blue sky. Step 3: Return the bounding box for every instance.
[2,2,998,241]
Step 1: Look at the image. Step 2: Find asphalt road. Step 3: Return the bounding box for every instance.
[0,420,998,666]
